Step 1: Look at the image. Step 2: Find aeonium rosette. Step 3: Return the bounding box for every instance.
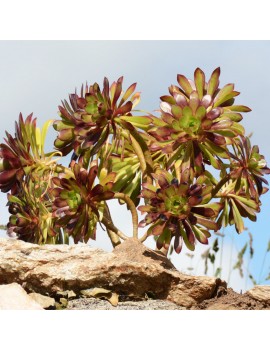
[53,76,142,160]
[138,169,224,253]
[7,180,59,244]
[148,67,251,176]
[51,160,116,243]
[229,136,270,199]
[0,114,61,194]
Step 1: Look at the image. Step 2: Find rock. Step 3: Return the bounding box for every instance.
[56,290,77,300]
[0,283,43,310]
[80,287,119,306]
[80,287,112,298]
[28,293,55,309]
[206,303,239,310]
[55,298,68,310]
[0,238,225,308]
[247,286,270,303]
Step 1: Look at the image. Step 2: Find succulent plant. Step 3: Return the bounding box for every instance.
[0,113,60,194]
[229,136,270,199]
[215,184,261,234]
[1,68,269,258]
[7,179,58,244]
[138,169,223,253]
[148,67,251,177]
[51,160,115,243]
[53,77,142,162]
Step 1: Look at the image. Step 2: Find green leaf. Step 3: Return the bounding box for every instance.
[207,67,220,96]
[99,172,117,186]
[179,222,195,251]
[213,84,237,107]
[151,116,167,127]
[157,227,172,250]
[231,199,245,233]
[229,194,259,210]
[177,75,194,95]
[195,106,206,120]
[160,95,176,104]
[199,144,220,169]
[194,202,224,217]
[7,194,23,205]
[223,105,252,112]
[194,68,205,99]
[118,116,152,130]
[171,105,182,119]
[166,144,185,169]
[119,82,137,106]
[121,122,153,173]
[192,225,209,244]
[85,102,98,114]
[196,216,219,230]
[40,120,53,155]
[233,198,257,221]
[189,91,200,113]
[203,140,229,159]
[220,112,243,122]
[230,122,245,136]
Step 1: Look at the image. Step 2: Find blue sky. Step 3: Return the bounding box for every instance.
[0,41,269,291]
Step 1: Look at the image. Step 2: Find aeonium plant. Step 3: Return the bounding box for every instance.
[0,68,269,255]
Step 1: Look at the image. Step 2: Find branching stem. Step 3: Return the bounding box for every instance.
[101,216,129,241]
[113,192,138,239]
[104,204,121,247]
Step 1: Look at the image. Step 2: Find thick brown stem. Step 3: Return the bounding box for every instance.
[114,192,138,239]
[101,216,129,241]
[104,204,121,247]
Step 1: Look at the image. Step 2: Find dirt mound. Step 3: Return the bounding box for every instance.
[195,288,270,310]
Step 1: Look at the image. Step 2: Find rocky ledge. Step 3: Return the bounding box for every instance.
[0,238,269,310]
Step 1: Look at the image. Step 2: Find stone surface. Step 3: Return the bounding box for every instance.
[0,237,225,308]
[67,297,185,310]
[247,285,270,303]
[0,283,43,310]
[28,293,55,309]
[56,290,76,299]
[206,303,239,310]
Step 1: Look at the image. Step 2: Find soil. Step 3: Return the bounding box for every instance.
[66,288,270,310]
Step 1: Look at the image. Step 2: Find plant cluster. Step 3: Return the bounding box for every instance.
[0,68,269,255]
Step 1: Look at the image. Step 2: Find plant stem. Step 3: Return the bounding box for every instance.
[113,192,138,239]
[101,216,129,241]
[104,204,121,247]
[130,134,147,173]
[139,232,149,243]
[121,129,153,184]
